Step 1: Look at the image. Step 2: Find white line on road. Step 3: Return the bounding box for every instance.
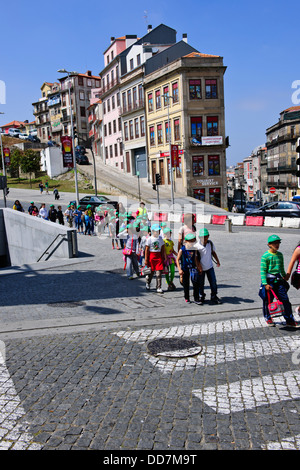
[193,370,300,415]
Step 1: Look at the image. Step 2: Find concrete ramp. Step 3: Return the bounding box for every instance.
[0,209,77,267]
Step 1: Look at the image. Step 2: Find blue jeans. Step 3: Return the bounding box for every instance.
[199,267,217,298]
[263,279,294,322]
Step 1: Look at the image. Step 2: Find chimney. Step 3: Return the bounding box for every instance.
[182,33,188,43]
[86,70,92,76]
[147,25,152,33]
[111,36,115,43]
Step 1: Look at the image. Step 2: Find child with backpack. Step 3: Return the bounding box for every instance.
[260,234,298,327]
[195,228,221,305]
[163,227,177,291]
[176,233,202,304]
[144,224,166,293]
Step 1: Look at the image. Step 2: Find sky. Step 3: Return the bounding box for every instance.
[0,0,299,166]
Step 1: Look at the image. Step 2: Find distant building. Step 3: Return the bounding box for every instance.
[266,106,300,200]
[32,82,53,143]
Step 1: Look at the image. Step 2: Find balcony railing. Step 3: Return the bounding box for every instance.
[99,77,120,96]
[120,99,145,115]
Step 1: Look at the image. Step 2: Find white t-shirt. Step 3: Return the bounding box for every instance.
[195,240,215,271]
[146,235,164,252]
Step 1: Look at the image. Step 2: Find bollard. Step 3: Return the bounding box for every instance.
[224,218,232,232]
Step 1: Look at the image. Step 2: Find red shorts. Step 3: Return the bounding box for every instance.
[149,252,163,271]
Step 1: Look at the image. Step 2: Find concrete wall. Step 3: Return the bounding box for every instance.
[1,208,78,266]
[0,211,10,267]
[40,146,69,179]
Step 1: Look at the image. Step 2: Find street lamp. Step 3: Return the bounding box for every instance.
[57,69,79,205]
[0,112,7,207]
[162,94,174,206]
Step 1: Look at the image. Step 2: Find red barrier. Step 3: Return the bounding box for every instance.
[153,212,168,222]
[181,213,196,223]
[245,216,264,226]
[212,215,227,225]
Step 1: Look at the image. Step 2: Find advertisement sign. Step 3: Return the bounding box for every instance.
[171,144,179,168]
[61,136,74,168]
[3,148,10,166]
[201,136,223,145]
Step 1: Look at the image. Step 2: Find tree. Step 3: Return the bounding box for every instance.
[9,148,24,179]
[20,149,40,187]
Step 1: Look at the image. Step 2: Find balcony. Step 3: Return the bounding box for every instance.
[120,100,145,116]
[98,77,120,97]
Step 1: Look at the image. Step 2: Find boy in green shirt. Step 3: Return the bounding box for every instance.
[260,234,297,326]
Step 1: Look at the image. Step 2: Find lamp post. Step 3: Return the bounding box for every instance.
[0,112,7,207]
[162,94,174,206]
[57,69,79,205]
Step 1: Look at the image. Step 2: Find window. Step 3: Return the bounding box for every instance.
[87,79,92,87]
[157,124,163,144]
[107,98,110,112]
[112,95,115,109]
[140,116,145,136]
[111,69,114,83]
[174,119,180,141]
[165,121,170,143]
[192,156,204,176]
[207,116,218,136]
[105,146,108,159]
[155,90,161,109]
[209,187,221,207]
[127,90,132,110]
[103,101,106,114]
[137,54,141,66]
[118,117,121,131]
[208,155,220,175]
[191,117,202,138]
[109,145,113,158]
[129,120,134,139]
[116,92,120,107]
[108,122,112,135]
[163,86,169,105]
[124,122,128,141]
[172,82,179,102]
[133,87,137,108]
[135,118,139,138]
[130,58,134,70]
[122,92,126,110]
[148,93,153,112]
[189,80,201,99]
[150,126,155,146]
[138,84,143,104]
[194,188,205,201]
[79,91,85,100]
[119,141,123,155]
[80,106,86,117]
[205,79,217,99]
[78,76,84,86]
[113,120,116,133]
[114,143,118,157]
[104,124,107,137]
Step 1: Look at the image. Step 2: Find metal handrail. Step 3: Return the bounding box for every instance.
[37,234,67,262]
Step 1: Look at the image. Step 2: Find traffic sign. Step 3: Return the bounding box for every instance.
[269,187,276,194]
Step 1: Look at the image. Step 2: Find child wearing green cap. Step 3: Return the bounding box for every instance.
[260,234,297,326]
[163,227,177,291]
[195,228,221,305]
[109,216,120,249]
[176,232,202,304]
[145,225,166,293]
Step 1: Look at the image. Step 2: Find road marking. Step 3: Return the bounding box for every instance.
[145,335,300,373]
[262,434,300,450]
[193,370,300,414]
[0,351,42,450]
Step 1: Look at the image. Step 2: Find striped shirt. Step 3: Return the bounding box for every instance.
[260,250,286,285]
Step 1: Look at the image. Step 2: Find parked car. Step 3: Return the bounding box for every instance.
[19,133,28,139]
[70,195,118,211]
[76,153,89,165]
[245,201,262,211]
[75,145,87,155]
[245,201,300,218]
[8,128,21,137]
[26,134,41,143]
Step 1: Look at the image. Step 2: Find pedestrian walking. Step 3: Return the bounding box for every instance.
[74,206,84,234]
[176,233,202,304]
[144,224,166,293]
[53,188,60,200]
[45,181,49,194]
[195,228,221,305]
[259,234,298,327]
[177,213,196,250]
[64,205,74,227]
[286,241,300,316]
[84,210,92,235]
[109,216,120,249]
[12,200,24,212]
[119,223,140,279]
[162,227,177,291]
[39,203,48,219]
[138,224,149,272]
[48,204,57,223]
[28,201,38,215]
[39,182,44,194]
[57,206,64,225]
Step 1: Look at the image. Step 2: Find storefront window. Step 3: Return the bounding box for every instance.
[209,187,221,207]
[192,156,204,176]
[193,188,205,201]
[208,155,220,175]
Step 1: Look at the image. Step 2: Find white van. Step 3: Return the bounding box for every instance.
[8,128,21,137]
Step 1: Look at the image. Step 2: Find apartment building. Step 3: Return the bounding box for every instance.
[58,71,101,145]
[32,82,53,143]
[144,43,228,207]
[88,87,103,157]
[266,106,300,200]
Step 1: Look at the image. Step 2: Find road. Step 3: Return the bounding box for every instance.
[1,209,300,452]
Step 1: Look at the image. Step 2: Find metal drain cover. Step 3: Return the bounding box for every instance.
[47,301,86,308]
[147,338,202,358]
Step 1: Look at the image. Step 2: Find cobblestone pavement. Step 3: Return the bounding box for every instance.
[1,228,300,451]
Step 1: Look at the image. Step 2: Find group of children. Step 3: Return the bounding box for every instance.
[113,211,222,305]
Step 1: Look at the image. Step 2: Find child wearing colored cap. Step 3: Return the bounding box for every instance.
[163,227,177,291]
[145,225,166,293]
[109,216,120,249]
[195,228,221,305]
[176,232,202,304]
[260,234,297,327]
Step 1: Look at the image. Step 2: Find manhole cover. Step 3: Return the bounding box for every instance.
[47,301,86,308]
[147,338,202,358]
